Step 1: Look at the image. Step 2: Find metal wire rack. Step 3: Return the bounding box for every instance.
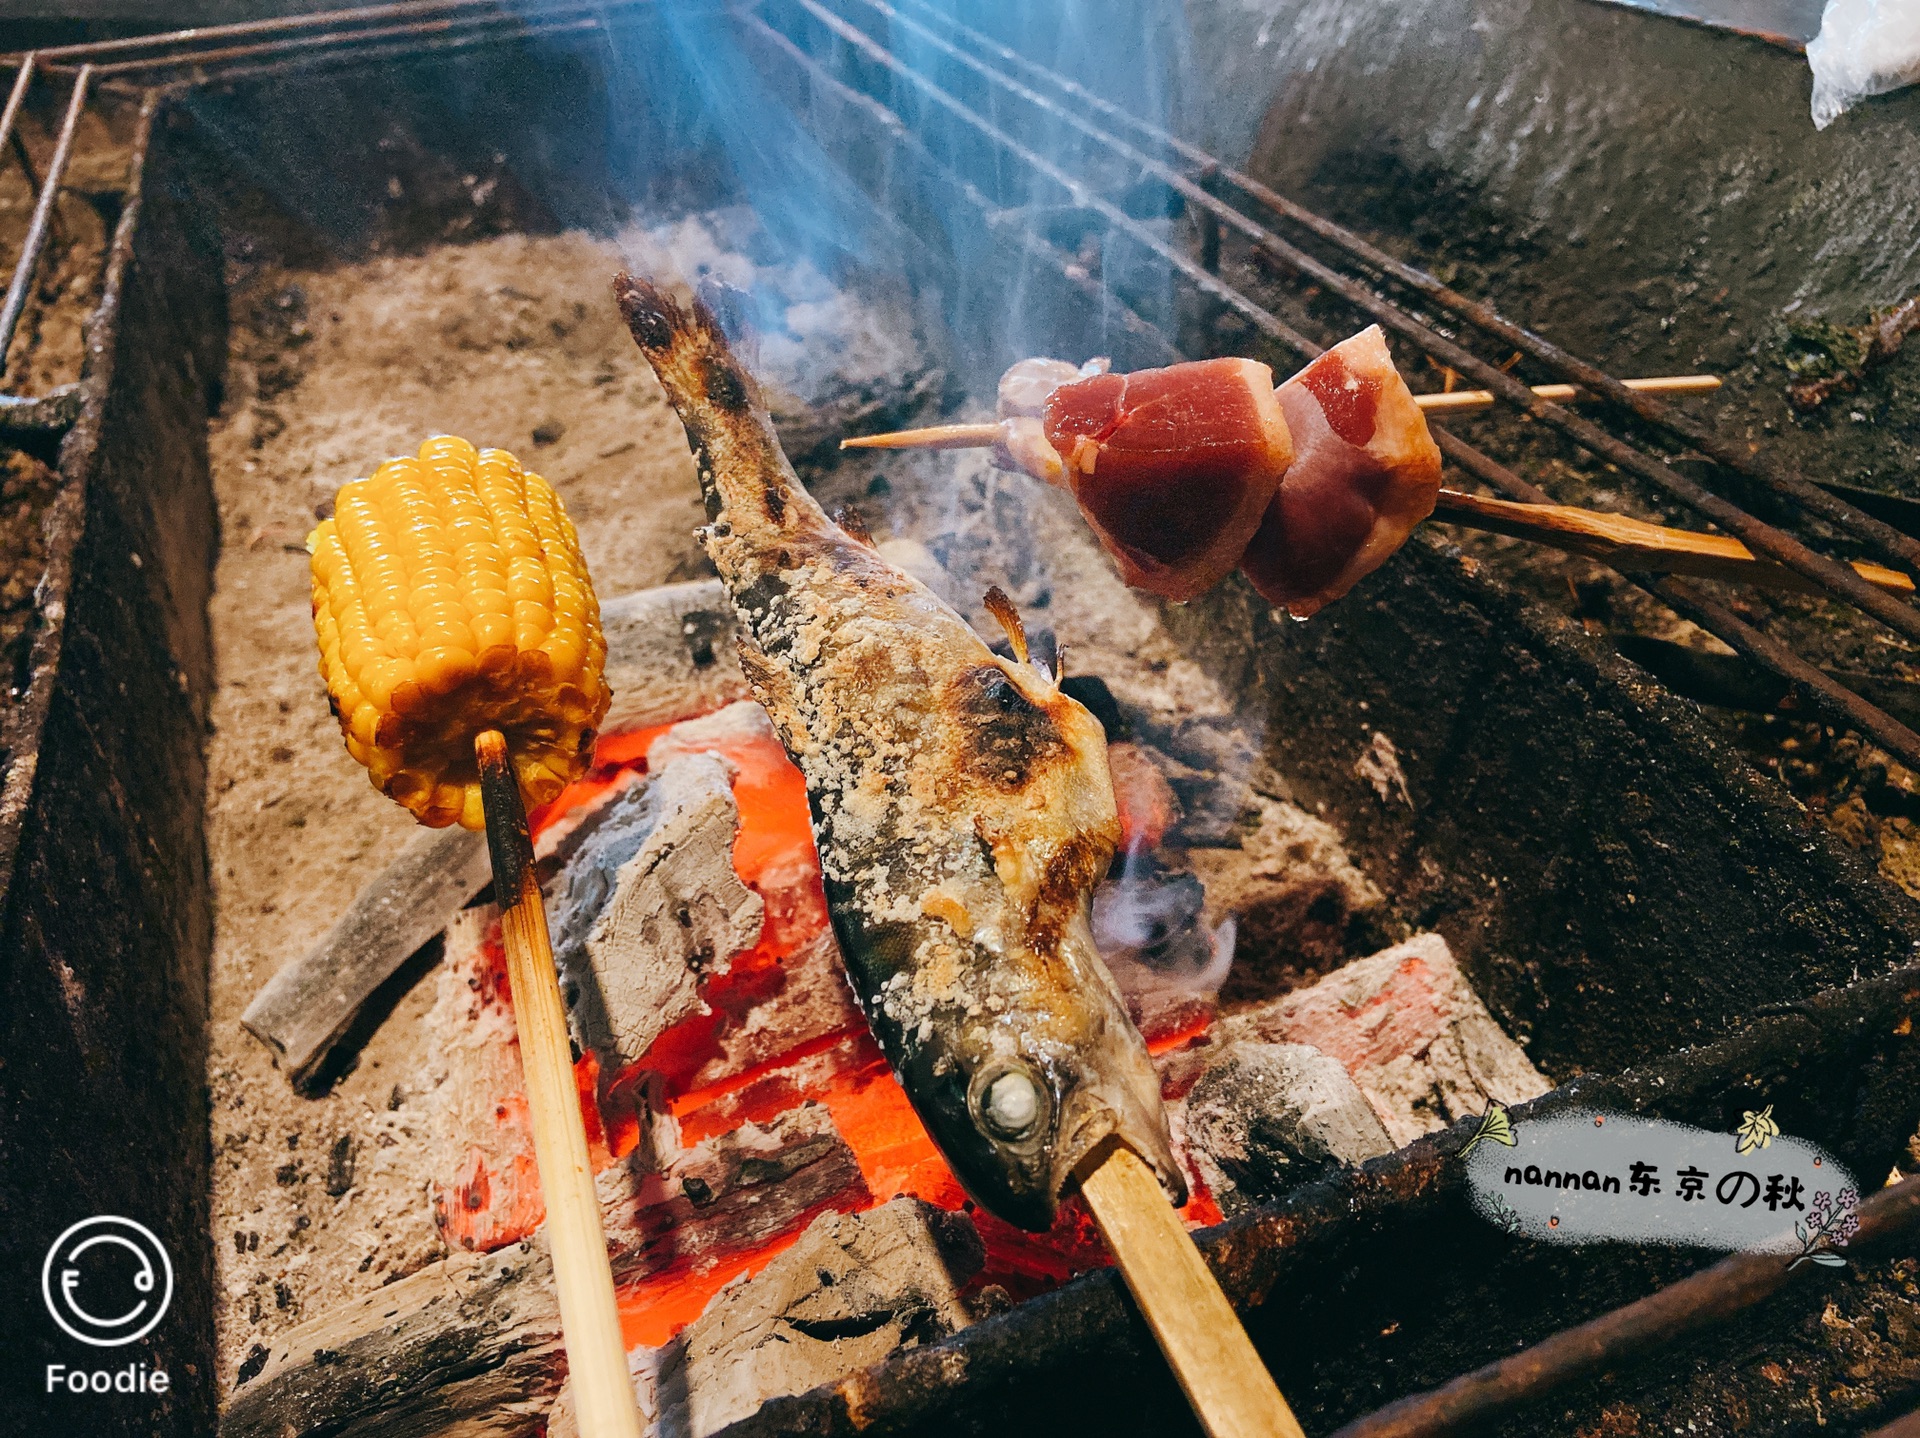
[13,0,1911,768]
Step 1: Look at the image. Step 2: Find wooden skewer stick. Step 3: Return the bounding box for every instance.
[1078,1140,1306,1438]
[837,376,1723,452]
[475,730,643,1438]
[1413,373,1720,414]
[1431,488,1916,597]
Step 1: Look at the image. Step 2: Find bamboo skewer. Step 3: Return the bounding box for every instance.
[1430,488,1916,597]
[1413,373,1720,413]
[1078,1141,1306,1438]
[836,382,1917,599]
[837,375,1725,456]
[475,730,644,1438]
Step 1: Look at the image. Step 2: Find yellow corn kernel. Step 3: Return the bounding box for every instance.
[308,438,612,829]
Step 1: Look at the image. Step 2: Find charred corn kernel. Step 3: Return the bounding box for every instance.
[309,438,612,830]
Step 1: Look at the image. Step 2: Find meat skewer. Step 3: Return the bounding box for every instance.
[839,356,1913,609]
[615,273,1303,1438]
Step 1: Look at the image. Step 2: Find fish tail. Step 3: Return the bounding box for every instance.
[613,270,814,538]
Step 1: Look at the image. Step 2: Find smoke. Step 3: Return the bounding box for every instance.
[589,0,1196,382]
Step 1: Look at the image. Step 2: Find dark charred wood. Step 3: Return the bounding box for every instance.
[1329,1175,1920,1438]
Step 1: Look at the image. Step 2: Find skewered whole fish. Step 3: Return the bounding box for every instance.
[614,273,1184,1231]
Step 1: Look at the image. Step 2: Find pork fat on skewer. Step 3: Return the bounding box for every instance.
[614,274,1183,1231]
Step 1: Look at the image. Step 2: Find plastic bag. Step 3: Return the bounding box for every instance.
[1807,0,1920,128]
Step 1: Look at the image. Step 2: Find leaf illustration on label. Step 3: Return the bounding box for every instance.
[1459,1102,1516,1160]
[1736,1105,1779,1155]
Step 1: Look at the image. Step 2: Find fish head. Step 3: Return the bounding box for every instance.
[841,651,1186,1232]
[878,902,1187,1232]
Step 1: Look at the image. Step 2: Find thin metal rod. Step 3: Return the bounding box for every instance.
[890,0,1920,577]
[783,0,1321,356]
[0,65,90,377]
[739,14,1178,366]
[11,0,527,64]
[1330,1175,1920,1438]
[1408,396,1920,765]
[0,55,35,180]
[167,15,605,88]
[841,0,1920,648]
[73,2,643,78]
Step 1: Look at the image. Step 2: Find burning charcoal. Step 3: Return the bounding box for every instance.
[643,1199,984,1438]
[1208,932,1549,1148]
[1180,1042,1392,1216]
[1107,741,1180,852]
[423,905,540,1252]
[546,755,764,1077]
[228,1106,872,1437]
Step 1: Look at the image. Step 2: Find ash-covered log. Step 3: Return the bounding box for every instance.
[1172,932,1549,1148]
[241,580,751,1090]
[224,1104,869,1438]
[547,1198,985,1438]
[548,754,764,1080]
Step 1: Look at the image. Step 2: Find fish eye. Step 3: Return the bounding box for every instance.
[974,1064,1045,1141]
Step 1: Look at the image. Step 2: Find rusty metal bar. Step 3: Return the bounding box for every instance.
[0,66,90,378]
[79,11,552,78]
[7,0,523,65]
[1329,1176,1920,1438]
[890,0,1920,577]
[0,55,35,179]
[183,19,608,88]
[843,0,1920,654]
[738,14,1179,368]
[67,1,654,79]
[784,0,1317,354]
[1414,389,1920,767]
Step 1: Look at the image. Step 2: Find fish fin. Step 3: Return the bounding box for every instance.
[982,584,1029,665]
[735,634,805,744]
[834,503,877,549]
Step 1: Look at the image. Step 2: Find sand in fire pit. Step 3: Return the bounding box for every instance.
[204,229,713,1389]
[202,219,1412,1398]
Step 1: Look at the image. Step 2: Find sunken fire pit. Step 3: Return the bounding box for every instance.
[4,5,1920,1438]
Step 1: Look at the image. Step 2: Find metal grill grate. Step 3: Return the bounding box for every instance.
[15,0,1907,765]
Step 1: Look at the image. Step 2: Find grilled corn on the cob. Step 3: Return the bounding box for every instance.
[308,436,611,829]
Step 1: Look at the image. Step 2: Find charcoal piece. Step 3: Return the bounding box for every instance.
[232,1104,869,1438]
[1093,864,1212,975]
[660,1199,983,1438]
[1181,1041,1393,1215]
[1212,932,1551,1147]
[547,755,764,1074]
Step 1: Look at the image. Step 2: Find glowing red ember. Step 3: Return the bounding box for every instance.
[435,702,1222,1353]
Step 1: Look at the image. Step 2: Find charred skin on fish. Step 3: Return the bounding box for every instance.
[614,273,1184,1231]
